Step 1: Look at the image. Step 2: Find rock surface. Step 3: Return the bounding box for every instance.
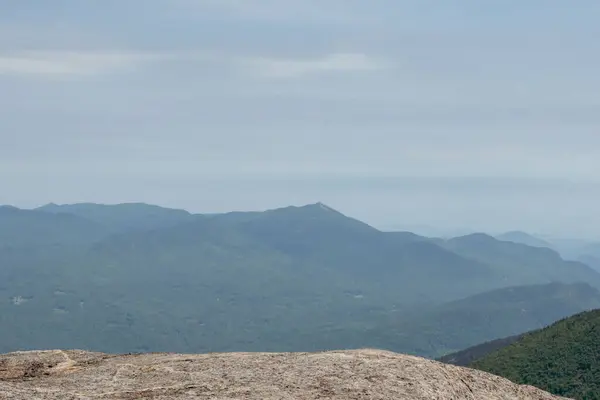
[0,349,567,399]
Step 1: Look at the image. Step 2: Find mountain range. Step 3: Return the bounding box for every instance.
[2,202,600,358]
[495,229,600,273]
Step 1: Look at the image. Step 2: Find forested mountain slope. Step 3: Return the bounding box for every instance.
[471,309,600,399]
[2,202,600,358]
[356,282,600,358]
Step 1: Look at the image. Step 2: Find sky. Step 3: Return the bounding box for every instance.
[1,1,600,238]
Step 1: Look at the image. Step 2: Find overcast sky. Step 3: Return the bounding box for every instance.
[1,1,600,238]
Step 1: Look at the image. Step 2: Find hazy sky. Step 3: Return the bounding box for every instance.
[1,1,600,237]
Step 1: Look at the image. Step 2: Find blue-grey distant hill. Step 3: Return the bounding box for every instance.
[36,202,196,233]
[2,202,600,357]
[496,231,555,249]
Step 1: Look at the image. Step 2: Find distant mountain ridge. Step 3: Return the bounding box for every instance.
[2,201,600,357]
[496,231,555,249]
[501,232,600,273]
[443,233,600,289]
[0,206,107,247]
[36,202,195,233]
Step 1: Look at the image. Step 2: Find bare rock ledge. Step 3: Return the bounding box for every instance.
[0,349,567,399]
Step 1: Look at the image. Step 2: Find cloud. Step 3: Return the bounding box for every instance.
[0,49,387,80]
[240,53,387,78]
[0,51,166,77]
[172,0,365,23]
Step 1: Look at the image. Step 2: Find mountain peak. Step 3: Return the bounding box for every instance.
[265,202,342,216]
[305,202,338,213]
[450,233,497,244]
[37,202,61,211]
[241,202,379,243]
